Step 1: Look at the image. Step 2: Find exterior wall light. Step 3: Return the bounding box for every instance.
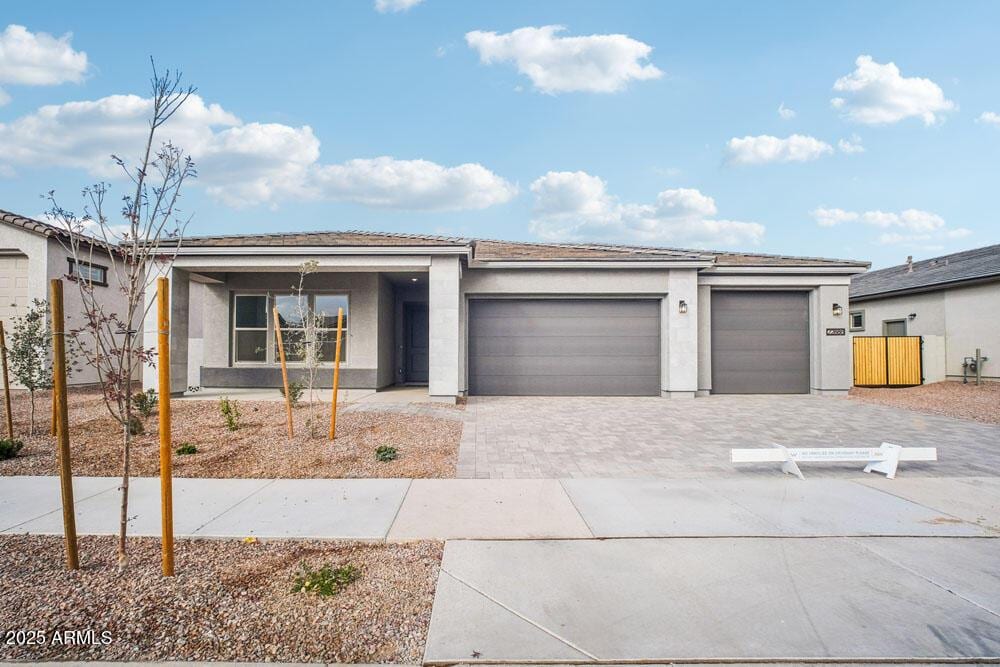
[908,312,917,320]
[678,299,688,314]
[832,303,844,317]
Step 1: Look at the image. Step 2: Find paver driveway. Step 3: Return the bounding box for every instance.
[456,395,1000,479]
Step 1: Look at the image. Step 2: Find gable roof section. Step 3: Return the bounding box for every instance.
[851,244,1000,301]
[0,208,115,254]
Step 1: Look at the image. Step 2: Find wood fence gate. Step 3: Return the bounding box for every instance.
[852,336,923,387]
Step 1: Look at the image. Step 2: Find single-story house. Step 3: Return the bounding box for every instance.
[849,244,999,383]
[139,229,869,401]
[0,210,131,386]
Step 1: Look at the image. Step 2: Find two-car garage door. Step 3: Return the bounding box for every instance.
[468,299,660,396]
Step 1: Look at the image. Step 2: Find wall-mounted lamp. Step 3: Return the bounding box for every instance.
[678,299,688,314]
[908,312,917,320]
[832,303,844,317]
[410,277,419,282]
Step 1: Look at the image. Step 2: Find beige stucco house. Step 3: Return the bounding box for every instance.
[849,245,999,383]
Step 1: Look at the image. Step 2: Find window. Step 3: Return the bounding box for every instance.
[68,258,108,287]
[234,295,267,362]
[233,292,349,365]
[884,319,907,337]
[849,310,865,331]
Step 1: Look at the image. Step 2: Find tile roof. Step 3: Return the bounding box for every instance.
[0,208,115,253]
[1,209,867,268]
[851,244,1000,300]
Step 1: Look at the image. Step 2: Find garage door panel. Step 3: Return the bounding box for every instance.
[470,334,661,358]
[472,354,659,377]
[469,299,660,396]
[711,291,810,394]
[472,374,660,397]
[469,315,658,338]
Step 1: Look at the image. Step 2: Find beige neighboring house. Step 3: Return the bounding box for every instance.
[849,244,1000,383]
[0,210,133,386]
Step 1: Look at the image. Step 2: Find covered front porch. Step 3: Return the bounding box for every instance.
[143,252,463,401]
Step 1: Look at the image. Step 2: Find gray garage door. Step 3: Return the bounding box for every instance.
[469,299,660,396]
[711,291,810,394]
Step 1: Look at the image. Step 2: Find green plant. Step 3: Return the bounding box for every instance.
[279,381,304,407]
[128,415,144,436]
[291,562,360,596]
[175,443,198,455]
[219,397,241,431]
[375,445,398,462]
[0,438,24,460]
[131,389,158,418]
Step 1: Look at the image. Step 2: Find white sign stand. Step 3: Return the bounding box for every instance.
[731,442,936,480]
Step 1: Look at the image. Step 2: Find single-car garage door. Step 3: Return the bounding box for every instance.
[711,291,810,394]
[469,299,660,396]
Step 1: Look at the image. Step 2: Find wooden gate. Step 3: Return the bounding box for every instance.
[853,336,923,387]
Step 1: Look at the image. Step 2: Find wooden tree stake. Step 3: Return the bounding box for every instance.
[273,306,294,437]
[0,321,13,440]
[328,308,344,440]
[157,277,175,576]
[50,279,79,570]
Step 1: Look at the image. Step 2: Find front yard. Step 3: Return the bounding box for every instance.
[849,380,1000,425]
[0,390,462,478]
[0,535,442,663]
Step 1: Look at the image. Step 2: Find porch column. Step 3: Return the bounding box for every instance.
[142,265,190,395]
[663,269,699,398]
[428,256,461,401]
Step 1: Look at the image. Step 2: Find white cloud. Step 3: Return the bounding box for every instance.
[726,134,833,165]
[977,111,1000,126]
[831,55,955,125]
[0,94,517,210]
[777,102,796,119]
[465,25,662,94]
[0,24,88,86]
[812,207,858,227]
[837,134,865,154]
[529,170,764,248]
[812,206,969,247]
[374,0,424,13]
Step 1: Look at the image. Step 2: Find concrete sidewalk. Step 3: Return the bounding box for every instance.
[2,475,999,540]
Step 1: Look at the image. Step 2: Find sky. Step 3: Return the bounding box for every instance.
[0,1,997,268]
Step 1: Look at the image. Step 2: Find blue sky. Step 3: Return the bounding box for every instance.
[0,1,997,268]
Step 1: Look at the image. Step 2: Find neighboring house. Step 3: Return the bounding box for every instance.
[0,210,132,386]
[139,230,868,401]
[849,245,1000,383]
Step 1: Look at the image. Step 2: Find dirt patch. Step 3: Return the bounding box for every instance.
[849,381,1000,426]
[0,390,461,478]
[0,535,442,663]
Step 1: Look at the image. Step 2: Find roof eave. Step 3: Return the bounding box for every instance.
[851,273,1000,302]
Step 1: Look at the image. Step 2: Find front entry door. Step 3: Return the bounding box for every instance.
[404,302,429,383]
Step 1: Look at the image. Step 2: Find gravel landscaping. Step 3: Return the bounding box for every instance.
[0,389,461,478]
[850,380,1000,425]
[0,535,442,663]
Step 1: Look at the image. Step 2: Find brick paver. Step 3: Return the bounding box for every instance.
[457,395,1000,479]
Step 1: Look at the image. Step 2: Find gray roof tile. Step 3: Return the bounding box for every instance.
[851,244,1000,299]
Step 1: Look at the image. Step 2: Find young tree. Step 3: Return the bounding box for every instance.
[44,60,196,567]
[280,260,333,438]
[6,299,78,435]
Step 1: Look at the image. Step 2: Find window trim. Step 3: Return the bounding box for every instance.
[849,309,865,332]
[67,258,109,288]
[231,291,350,367]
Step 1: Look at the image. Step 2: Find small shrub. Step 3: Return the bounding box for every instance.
[175,443,198,455]
[279,381,305,407]
[131,389,158,418]
[219,397,241,432]
[128,415,144,436]
[291,562,360,596]
[0,438,24,460]
[375,445,398,462]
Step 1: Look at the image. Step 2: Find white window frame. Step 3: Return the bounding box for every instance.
[232,291,349,367]
[849,309,865,332]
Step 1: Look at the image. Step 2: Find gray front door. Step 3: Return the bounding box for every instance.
[711,291,810,394]
[884,320,907,336]
[404,302,429,383]
[468,299,660,396]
